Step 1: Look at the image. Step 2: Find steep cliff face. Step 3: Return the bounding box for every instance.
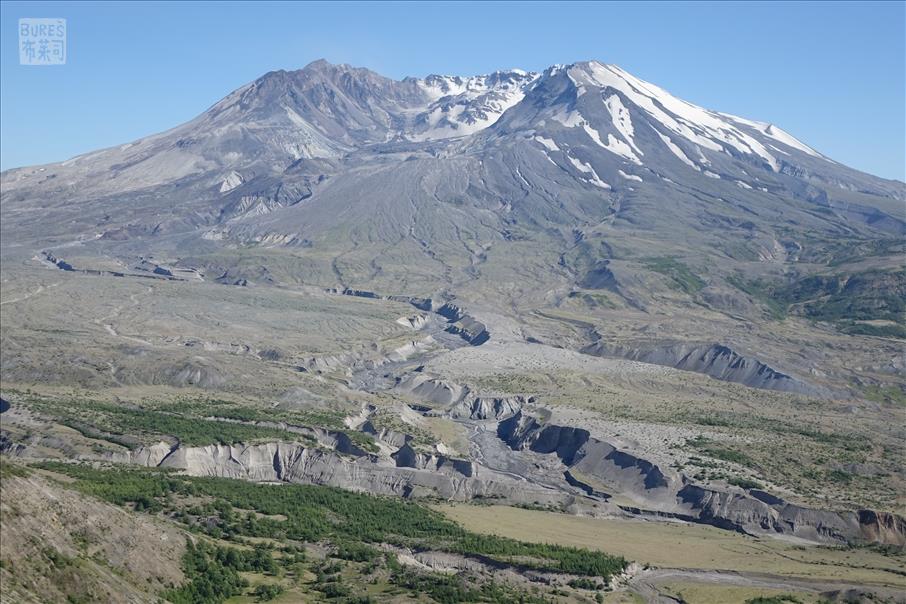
[118,440,557,503]
[582,341,823,396]
[678,485,906,545]
[392,443,476,477]
[448,395,528,420]
[498,412,906,545]
[857,510,906,546]
[434,304,491,346]
[498,413,674,503]
[109,441,175,467]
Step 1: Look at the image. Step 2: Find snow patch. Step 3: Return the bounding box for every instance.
[582,123,642,165]
[411,71,539,141]
[534,136,560,152]
[572,62,780,170]
[619,169,643,182]
[567,155,611,189]
[656,132,700,171]
[604,133,642,164]
[720,113,822,158]
[603,94,643,155]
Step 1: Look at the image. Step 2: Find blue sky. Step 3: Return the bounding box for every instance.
[1,1,904,180]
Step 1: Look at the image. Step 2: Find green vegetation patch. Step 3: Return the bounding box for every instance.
[727,476,764,490]
[567,291,618,309]
[687,436,755,468]
[29,462,628,603]
[839,321,906,339]
[155,398,380,452]
[726,275,788,320]
[859,384,906,406]
[164,541,255,604]
[386,561,551,604]
[93,405,290,446]
[681,411,872,452]
[18,394,379,450]
[37,462,629,586]
[642,257,706,295]
[744,596,803,604]
[155,398,348,431]
[0,458,31,479]
[729,269,905,335]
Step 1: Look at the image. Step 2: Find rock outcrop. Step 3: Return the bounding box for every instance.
[327,293,491,347]
[448,396,529,420]
[443,315,490,346]
[498,412,672,502]
[582,341,822,396]
[109,441,175,467]
[397,314,429,330]
[360,422,411,449]
[117,440,561,503]
[434,303,490,346]
[677,484,906,546]
[498,411,905,545]
[392,443,475,477]
[300,338,435,374]
[397,374,469,406]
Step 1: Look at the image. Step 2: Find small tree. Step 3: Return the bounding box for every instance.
[254,583,284,601]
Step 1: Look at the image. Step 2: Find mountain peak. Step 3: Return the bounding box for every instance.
[3,58,901,213]
[299,58,365,75]
[302,58,335,70]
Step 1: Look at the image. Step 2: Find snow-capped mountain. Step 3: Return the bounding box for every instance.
[2,57,903,398]
[1,58,902,259]
[479,61,900,202]
[408,70,539,140]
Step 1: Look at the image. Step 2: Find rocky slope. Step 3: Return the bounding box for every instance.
[0,464,186,603]
[581,341,824,395]
[2,60,902,399]
[498,411,906,545]
[104,439,567,505]
[71,408,898,546]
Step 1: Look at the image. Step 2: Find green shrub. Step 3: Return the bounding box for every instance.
[643,257,705,294]
[253,583,284,601]
[727,476,763,490]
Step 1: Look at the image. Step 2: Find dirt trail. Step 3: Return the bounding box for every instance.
[0,282,60,306]
[94,286,156,346]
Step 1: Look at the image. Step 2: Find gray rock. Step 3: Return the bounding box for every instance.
[499,411,906,545]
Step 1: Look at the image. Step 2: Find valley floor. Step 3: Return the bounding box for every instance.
[1,259,904,604]
[438,504,906,588]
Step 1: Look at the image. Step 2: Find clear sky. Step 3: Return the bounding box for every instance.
[1,1,904,180]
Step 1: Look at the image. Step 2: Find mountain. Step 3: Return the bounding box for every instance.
[2,59,902,397]
[3,59,906,601]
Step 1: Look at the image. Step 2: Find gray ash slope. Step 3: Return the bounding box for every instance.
[3,59,901,243]
[1,59,904,396]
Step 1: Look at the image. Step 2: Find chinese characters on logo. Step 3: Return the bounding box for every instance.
[19,18,66,65]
